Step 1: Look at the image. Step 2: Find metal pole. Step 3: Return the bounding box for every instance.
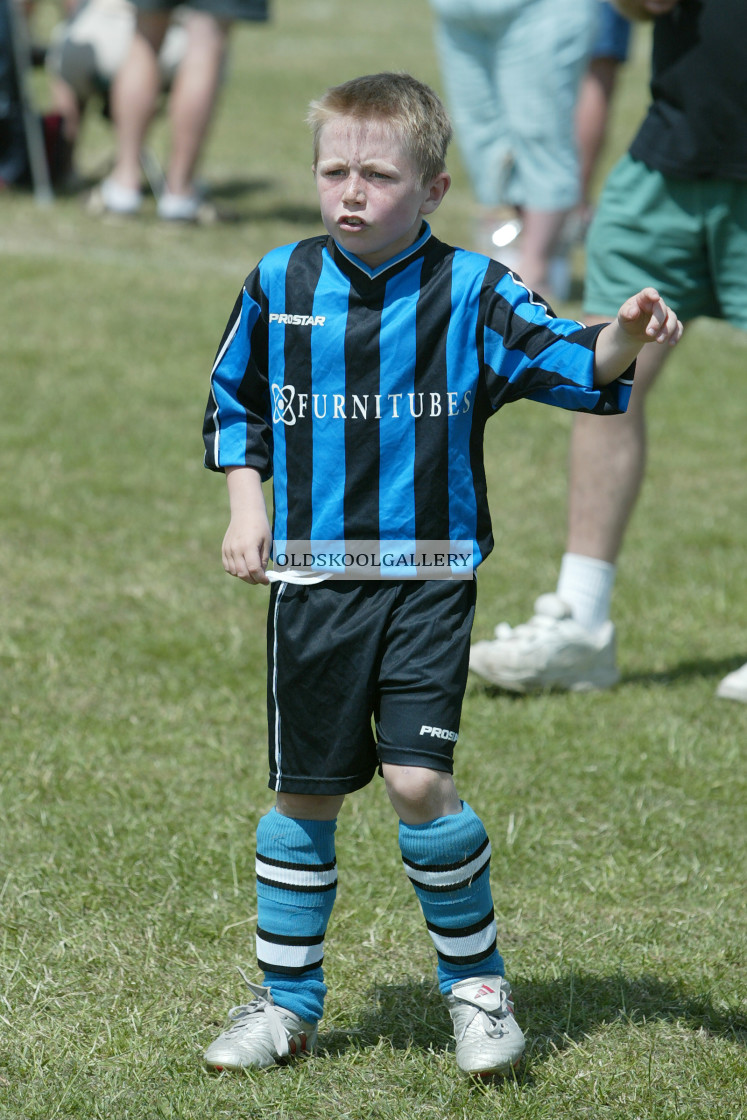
[5,0,53,205]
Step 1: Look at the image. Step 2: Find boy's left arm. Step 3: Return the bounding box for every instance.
[593,287,683,386]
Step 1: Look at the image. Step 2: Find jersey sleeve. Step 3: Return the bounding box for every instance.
[479,269,634,415]
[202,268,272,477]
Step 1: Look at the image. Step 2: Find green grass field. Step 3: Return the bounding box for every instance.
[1,4,745,1117]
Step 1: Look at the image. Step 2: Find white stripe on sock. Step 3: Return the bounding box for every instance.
[256,855,338,891]
[404,843,491,890]
[255,934,325,971]
[427,920,497,961]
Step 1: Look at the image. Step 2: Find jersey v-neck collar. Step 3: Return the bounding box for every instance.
[326,222,432,286]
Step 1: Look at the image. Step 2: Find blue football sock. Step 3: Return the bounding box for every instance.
[254,808,337,1023]
[399,801,504,994]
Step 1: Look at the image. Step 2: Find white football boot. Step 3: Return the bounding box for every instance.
[204,974,317,1071]
[469,593,619,693]
[716,661,747,703]
[445,975,525,1077]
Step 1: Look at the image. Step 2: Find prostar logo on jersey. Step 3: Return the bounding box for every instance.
[269,312,326,326]
[271,382,474,426]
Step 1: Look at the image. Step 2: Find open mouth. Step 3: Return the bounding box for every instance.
[339,215,367,229]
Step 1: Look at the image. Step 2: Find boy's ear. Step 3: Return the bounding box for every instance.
[420,172,451,215]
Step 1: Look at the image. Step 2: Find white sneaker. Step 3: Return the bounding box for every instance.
[469,593,619,693]
[204,974,317,1071]
[87,176,142,216]
[716,662,747,703]
[157,188,219,224]
[445,976,525,1077]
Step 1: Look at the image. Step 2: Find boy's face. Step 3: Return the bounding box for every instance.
[314,115,450,268]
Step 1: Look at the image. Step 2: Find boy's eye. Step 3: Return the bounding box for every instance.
[369,171,391,180]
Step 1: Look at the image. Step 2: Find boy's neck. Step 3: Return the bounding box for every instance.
[331,221,431,276]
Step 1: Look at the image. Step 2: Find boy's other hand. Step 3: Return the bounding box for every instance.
[222,516,272,585]
[617,287,683,347]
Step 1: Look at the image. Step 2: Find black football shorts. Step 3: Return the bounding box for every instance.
[266,578,477,795]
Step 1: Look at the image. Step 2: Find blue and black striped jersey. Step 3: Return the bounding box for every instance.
[203,224,633,568]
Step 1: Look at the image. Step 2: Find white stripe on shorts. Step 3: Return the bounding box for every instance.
[271,581,286,784]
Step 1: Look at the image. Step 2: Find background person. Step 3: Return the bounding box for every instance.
[575,0,631,230]
[469,0,747,703]
[427,0,598,298]
[95,0,267,220]
[46,0,190,188]
[0,0,28,187]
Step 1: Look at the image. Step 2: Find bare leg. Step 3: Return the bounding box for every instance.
[566,324,680,563]
[468,330,687,691]
[276,792,344,821]
[49,77,82,147]
[381,763,462,824]
[575,57,621,220]
[109,12,169,191]
[276,767,462,825]
[48,78,82,184]
[517,207,570,294]
[163,11,231,198]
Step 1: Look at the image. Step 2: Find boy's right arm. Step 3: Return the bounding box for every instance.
[222,466,272,586]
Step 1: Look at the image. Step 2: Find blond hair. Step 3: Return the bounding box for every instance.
[307,72,452,186]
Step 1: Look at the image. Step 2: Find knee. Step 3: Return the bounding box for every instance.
[382,764,461,825]
[185,11,232,53]
[275,792,344,821]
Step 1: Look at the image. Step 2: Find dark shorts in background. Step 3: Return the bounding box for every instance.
[266,579,477,795]
[592,1,630,62]
[132,0,268,20]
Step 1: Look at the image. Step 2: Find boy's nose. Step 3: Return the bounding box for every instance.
[342,174,365,203]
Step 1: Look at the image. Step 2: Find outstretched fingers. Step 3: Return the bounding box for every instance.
[620,287,683,346]
[644,293,683,345]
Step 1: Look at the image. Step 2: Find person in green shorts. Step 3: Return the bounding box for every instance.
[470,0,747,704]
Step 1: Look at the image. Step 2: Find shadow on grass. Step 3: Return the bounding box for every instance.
[208,176,273,200]
[53,173,323,227]
[201,179,322,226]
[247,202,324,225]
[319,979,449,1058]
[317,970,745,1078]
[518,970,746,1059]
[620,653,746,688]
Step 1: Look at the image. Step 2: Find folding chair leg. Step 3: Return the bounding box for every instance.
[140,147,165,200]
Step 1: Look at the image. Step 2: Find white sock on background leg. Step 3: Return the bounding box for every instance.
[556,552,616,633]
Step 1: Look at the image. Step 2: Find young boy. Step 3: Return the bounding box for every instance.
[201,72,681,1077]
